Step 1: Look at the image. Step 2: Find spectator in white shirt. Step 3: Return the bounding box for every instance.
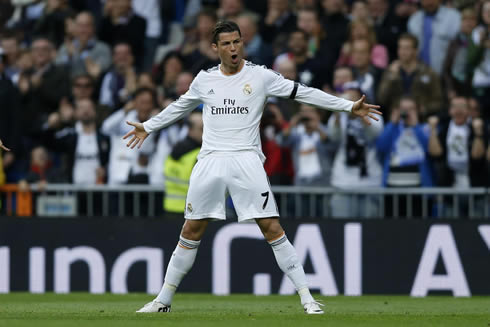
[327,85,384,218]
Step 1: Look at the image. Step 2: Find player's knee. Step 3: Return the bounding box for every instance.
[181,220,208,241]
[258,218,284,241]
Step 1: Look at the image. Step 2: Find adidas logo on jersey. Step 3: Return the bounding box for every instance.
[207,89,215,95]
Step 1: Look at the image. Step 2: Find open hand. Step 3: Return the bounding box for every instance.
[122,121,149,149]
[351,95,382,125]
[0,139,10,152]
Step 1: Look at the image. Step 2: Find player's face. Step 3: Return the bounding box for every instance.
[214,31,244,70]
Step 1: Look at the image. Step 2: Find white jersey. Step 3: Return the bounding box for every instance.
[143,61,354,161]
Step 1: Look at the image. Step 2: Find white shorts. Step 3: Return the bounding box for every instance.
[184,151,279,222]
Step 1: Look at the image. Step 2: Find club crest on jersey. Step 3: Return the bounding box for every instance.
[187,203,193,213]
[243,84,252,95]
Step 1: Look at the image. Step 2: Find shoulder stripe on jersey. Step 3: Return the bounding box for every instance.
[289,82,299,99]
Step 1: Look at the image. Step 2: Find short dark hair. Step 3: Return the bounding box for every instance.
[212,21,241,44]
[133,87,157,107]
[133,87,156,99]
[399,33,419,49]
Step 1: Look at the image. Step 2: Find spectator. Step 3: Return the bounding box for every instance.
[99,42,137,111]
[330,65,355,95]
[468,0,490,118]
[33,0,74,47]
[164,112,203,216]
[43,98,110,184]
[327,86,384,218]
[428,96,488,189]
[101,87,156,185]
[1,31,21,80]
[18,146,66,191]
[280,104,332,186]
[235,13,273,66]
[376,97,433,188]
[99,0,146,70]
[350,38,382,103]
[367,0,407,61]
[175,72,195,100]
[296,7,326,57]
[261,101,294,185]
[443,7,478,99]
[376,97,433,217]
[153,51,185,101]
[350,1,371,22]
[377,33,443,118]
[274,29,324,88]
[278,104,332,216]
[217,0,248,21]
[14,48,33,85]
[319,0,349,55]
[56,11,112,79]
[408,0,461,74]
[260,0,297,46]
[181,9,220,74]
[18,37,70,135]
[0,46,21,178]
[468,97,481,119]
[63,7,77,41]
[70,74,111,126]
[131,0,162,71]
[337,18,389,69]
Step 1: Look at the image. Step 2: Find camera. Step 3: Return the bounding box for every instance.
[400,110,408,121]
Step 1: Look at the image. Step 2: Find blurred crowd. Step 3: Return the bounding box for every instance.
[0,0,489,215]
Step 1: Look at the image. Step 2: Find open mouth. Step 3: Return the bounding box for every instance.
[231,54,238,63]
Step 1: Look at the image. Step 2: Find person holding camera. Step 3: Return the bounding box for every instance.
[327,85,384,218]
[376,96,433,217]
[280,104,331,187]
[279,104,333,217]
[377,96,433,188]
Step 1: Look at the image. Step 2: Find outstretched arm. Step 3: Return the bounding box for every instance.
[264,69,381,123]
[124,75,202,149]
[0,139,10,152]
[294,86,381,124]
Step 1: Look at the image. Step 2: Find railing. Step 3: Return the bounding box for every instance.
[0,184,489,219]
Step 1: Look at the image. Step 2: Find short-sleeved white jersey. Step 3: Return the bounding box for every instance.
[143,61,354,161]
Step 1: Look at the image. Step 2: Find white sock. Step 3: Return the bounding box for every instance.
[155,236,200,305]
[269,233,314,305]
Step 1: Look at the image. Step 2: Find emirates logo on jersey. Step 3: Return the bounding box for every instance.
[243,84,252,95]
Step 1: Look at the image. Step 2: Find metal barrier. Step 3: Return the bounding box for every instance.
[0,184,489,218]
